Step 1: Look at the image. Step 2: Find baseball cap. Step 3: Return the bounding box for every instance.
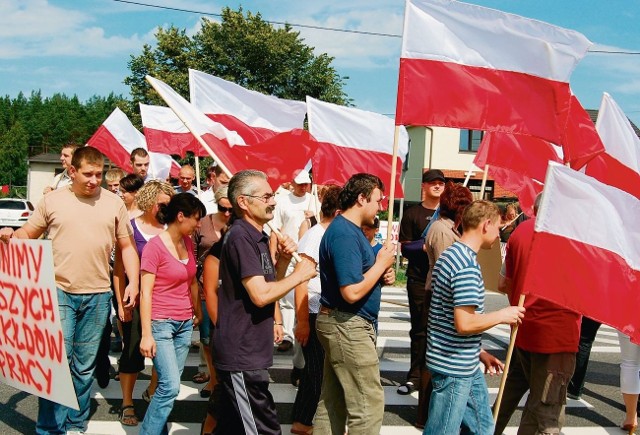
[422,169,445,183]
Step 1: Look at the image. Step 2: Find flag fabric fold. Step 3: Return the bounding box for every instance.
[86,107,180,179]
[189,69,307,145]
[523,162,640,343]
[585,93,640,199]
[147,75,318,189]
[307,96,409,196]
[140,104,204,157]
[396,0,592,148]
[474,132,561,215]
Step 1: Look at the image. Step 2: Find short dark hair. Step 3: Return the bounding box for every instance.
[320,185,342,218]
[206,164,224,179]
[339,173,384,211]
[71,146,103,169]
[156,192,206,225]
[129,147,149,162]
[119,174,145,193]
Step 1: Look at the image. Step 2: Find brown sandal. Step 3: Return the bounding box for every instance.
[119,405,138,426]
[192,371,210,384]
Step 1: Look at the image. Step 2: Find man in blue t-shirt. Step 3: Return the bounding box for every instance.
[315,173,396,434]
[213,170,316,435]
[425,200,525,435]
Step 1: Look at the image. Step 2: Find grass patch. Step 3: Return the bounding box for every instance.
[394,264,408,287]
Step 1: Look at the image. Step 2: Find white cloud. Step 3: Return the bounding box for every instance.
[280,6,404,70]
[0,0,154,59]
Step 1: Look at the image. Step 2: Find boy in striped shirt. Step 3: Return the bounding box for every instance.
[424,200,525,435]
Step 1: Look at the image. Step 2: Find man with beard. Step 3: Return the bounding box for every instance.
[314,173,396,434]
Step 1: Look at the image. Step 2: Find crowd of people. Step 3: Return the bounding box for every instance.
[0,144,637,435]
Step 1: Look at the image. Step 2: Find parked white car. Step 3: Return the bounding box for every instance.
[0,199,34,228]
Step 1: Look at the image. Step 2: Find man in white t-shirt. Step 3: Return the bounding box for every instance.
[199,165,231,215]
[270,171,318,351]
[43,143,79,194]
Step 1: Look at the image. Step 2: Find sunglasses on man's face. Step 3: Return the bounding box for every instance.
[218,205,233,213]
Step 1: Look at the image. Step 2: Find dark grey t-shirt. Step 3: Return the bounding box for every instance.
[213,219,276,371]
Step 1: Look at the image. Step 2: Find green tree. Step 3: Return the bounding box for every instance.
[125,7,349,111]
[0,121,29,186]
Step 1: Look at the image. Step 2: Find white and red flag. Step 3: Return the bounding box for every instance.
[307,97,409,196]
[147,75,318,189]
[523,162,640,343]
[474,132,562,216]
[396,0,592,148]
[140,104,204,157]
[586,93,640,199]
[189,69,307,145]
[86,107,180,179]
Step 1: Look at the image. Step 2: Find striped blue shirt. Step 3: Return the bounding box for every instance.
[426,241,485,377]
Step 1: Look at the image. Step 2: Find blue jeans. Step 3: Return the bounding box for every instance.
[424,369,494,435]
[140,318,193,435]
[36,289,112,435]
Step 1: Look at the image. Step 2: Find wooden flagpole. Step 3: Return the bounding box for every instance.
[479,164,490,199]
[145,75,301,261]
[386,126,401,242]
[493,293,526,422]
[462,162,475,187]
[194,155,202,198]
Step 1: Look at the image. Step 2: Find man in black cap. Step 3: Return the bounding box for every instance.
[397,170,445,409]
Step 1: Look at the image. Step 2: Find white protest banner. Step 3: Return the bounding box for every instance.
[0,239,78,410]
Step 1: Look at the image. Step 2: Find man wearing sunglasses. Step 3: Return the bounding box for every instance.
[213,169,316,434]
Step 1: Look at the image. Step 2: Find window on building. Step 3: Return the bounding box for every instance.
[459,129,484,152]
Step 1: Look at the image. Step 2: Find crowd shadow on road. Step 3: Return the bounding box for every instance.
[0,390,36,434]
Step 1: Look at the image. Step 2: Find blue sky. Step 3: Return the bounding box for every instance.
[2,0,640,125]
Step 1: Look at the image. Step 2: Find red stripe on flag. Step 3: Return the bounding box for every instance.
[523,231,640,342]
[86,125,134,173]
[201,129,318,191]
[562,95,604,169]
[396,58,572,144]
[586,153,640,200]
[206,114,279,145]
[312,142,404,197]
[144,127,204,157]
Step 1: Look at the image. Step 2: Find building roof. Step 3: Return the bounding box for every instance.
[585,109,640,138]
[29,153,61,164]
[29,152,114,165]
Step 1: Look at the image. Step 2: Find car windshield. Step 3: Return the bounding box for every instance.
[0,201,26,210]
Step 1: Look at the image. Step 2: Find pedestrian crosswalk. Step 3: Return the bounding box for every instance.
[0,286,627,434]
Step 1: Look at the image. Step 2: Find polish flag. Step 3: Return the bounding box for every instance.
[307,97,409,196]
[523,162,640,343]
[189,69,307,145]
[86,107,180,179]
[140,104,205,157]
[586,93,640,199]
[474,132,562,216]
[396,0,592,147]
[147,75,318,189]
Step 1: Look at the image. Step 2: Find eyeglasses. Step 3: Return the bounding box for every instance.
[218,205,233,213]
[241,193,276,203]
